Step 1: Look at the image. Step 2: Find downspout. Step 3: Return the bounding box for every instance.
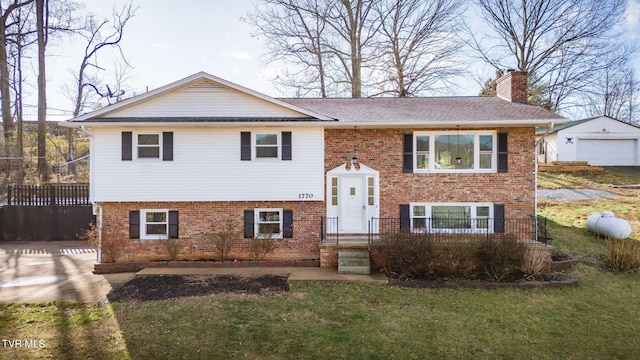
[95,204,103,263]
[82,125,100,261]
[534,122,554,243]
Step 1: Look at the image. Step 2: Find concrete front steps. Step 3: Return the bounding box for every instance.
[338,250,371,275]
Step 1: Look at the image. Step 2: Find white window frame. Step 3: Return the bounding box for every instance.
[253,133,280,160]
[135,132,162,160]
[413,131,497,173]
[409,203,494,233]
[255,208,283,239]
[140,209,169,240]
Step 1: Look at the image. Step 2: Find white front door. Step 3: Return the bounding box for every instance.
[340,175,366,232]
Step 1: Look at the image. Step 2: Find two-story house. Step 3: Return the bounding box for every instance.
[63,70,565,269]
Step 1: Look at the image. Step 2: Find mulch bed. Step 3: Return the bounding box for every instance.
[106,274,290,302]
[388,272,578,290]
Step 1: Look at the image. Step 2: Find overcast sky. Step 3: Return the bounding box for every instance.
[42,0,640,118]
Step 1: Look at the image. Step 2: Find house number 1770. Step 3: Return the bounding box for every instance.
[298,193,314,199]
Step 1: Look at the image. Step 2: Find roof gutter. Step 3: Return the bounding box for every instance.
[59,120,337,128]
[60,118,565,129]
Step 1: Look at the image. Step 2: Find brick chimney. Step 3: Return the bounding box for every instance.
[496,70,528,103]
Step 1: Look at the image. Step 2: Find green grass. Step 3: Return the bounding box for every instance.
[537,170,640,189]
[2,270,638,359]
[1,170,639,359]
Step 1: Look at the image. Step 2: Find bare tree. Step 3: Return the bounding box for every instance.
[36,0,49,181]
[247,0,381,98]
[470,0,630,113]
[373,0,465,97]
[0,1,34,142]
[245,0,331,97]
[248,0,465,98]
[63,3,136,175]
[324,0,380,98]
[68,3,137,117]
[582,65,640,123]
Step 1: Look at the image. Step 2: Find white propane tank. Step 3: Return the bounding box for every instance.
[586,211,632,240]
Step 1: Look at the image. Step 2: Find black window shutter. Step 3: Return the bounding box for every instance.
[498,132,508,173]
[283,210,293,238]
[244,210,255,238]
[163,132,174,161]
[494,204,505,233]
[402,134,413,173]
[129,210,140,239]
[399,204,410,230]
[168,211,179,238]
[122,132,133,161]
[241,132,251,161]
[282,131,292,160]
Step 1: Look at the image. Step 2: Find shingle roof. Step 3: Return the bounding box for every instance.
[281,96,564,124]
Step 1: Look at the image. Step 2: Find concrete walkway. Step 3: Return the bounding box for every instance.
[138,266,388,283]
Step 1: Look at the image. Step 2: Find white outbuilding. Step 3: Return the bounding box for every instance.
[537,116,640,166]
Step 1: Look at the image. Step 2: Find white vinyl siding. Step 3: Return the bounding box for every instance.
[104,80,307,118]
[90,127,324,202]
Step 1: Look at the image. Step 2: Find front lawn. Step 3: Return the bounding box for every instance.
[0,170,638,359]
[1,266,639,359]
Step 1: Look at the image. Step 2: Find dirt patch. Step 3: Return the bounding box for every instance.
[106,274,290,302]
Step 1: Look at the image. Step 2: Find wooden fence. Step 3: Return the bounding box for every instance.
[1,184,93,241]
[0,205,94,241]
[7,184,90,206]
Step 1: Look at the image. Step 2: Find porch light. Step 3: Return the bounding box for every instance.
[351,157,358,165]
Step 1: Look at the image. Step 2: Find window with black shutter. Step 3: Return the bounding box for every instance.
[494,204,505,233]
[244,210,255,238]
[163,132,174,161]
[400,204,410,229]
[281,131,292,160]
[498,132,508,173]
[283,210,293,238]
[241,132,251,161]
[129,210,140,239]
[402,134,413,173]
[122,132,133,161]
[168,211,179,238]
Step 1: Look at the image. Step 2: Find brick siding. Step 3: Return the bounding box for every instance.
[324,127,536,220]
[496,70,528,103]
[97,201,323,263]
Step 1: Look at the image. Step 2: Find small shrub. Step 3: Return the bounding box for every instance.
[522,247,550,279]
[209,221,236,261]
[439,241,482,278]
[164,238,183,261]
[80,223,122,263]
[81,223,99,249]
[478,235,527,281]
[604,239,640,273]
[250,225,279,260]
[376,231,435,279]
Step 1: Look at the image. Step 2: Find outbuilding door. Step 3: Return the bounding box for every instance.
[577,139,637,166]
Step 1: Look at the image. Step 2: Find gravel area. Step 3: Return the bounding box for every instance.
[537,188,617,200]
